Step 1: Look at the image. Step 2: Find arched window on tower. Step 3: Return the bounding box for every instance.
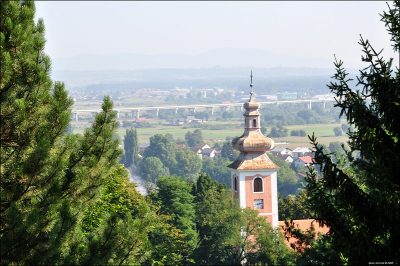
[234,176,238,191]
[253,177,263,192]
[252,119,257,128]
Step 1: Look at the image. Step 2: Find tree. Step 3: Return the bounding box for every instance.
[332,126,343,136]
[201,157,231,186]
[143,134,177,171]
[269,154,300,196]
[123,127,139,168]
[0,2,150,264]
[72,165,154,265]
[192,174,243,265]
[268,125,288,138]
[173,148,202,181]
[221,111,233,120]
[220,140,239,161]
[261,126,268,135]
[243,209,296,265]
[328,141,346,156]
[305,2,400,264]
[185,129,203,148]
[278,190,314,220]
[290,129,307,137]
[150,176,198,261]
[143,134,201,180]
[138,157,170,183]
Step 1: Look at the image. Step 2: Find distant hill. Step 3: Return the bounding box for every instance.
[53,66,358,96]
[52,48,332,72]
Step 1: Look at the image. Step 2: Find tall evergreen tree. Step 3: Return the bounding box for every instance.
[0,1,151,264]
[305,2,400,264]
[123,127,139,168]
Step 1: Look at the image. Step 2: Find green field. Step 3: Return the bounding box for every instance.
[72,120,348,148]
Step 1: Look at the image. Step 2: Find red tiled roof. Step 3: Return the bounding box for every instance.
[278,219,329,252]
[298,156,313,164]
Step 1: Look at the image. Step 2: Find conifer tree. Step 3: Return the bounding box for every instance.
[123,127,139,168]
[0,1,152,264]
[305,1,400,264]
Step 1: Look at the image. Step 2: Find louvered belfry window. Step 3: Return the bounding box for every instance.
[234,176,238,191]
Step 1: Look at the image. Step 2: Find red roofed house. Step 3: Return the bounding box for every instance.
[294,155,313,169]
[278,219,329,252]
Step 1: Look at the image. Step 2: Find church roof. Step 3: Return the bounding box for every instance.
[228,146,278,170]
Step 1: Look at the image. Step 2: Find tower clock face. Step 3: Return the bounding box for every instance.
[254,199,264,209]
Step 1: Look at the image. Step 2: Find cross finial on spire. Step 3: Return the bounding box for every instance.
[249,70,255,100]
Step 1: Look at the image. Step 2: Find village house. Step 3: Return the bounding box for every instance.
[201,147,218,159]
[271,147,293,157]
[293,155,314,169]
[292,147,313,158]
[281,154,294,163]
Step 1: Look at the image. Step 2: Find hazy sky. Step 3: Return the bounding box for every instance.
[35,1,396,69]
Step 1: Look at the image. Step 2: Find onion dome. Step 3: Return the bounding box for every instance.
[228,71,278,170]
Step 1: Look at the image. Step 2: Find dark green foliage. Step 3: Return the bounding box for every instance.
[138,156,170,183]
[278,190,314,220]
[220,140,239,161]
[70,165,153,265]
[244,209,296,265]
[151,176,198,261]
[297,110,321,124]
[192,174,243,265]
[290,129,307,137]
[142,134,201,181]
[297,235,341,266]
[268,125,289,138]
[0,2,153,264]
[262,104,340,126]
[327,141,346,156]
[185,129,203,148]
[305,2,400,264]
[201,157,231,186]
[123,127,139,168]
[269,154,300,196]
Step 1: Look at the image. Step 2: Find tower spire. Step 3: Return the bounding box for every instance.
[249,70,255,101]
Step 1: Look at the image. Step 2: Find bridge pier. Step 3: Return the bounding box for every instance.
[72,112,79,122]
[189,107,196,114]
[307,101,312,110]
[116,111,120,119]
[156,108,160,117]
[136,109,140,119]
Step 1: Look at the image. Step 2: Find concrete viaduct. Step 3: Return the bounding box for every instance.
[71,99,335,121]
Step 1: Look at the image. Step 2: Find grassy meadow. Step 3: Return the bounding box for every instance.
[72,119,348,148]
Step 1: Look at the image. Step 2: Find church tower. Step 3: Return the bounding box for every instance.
[228,72,279,227]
